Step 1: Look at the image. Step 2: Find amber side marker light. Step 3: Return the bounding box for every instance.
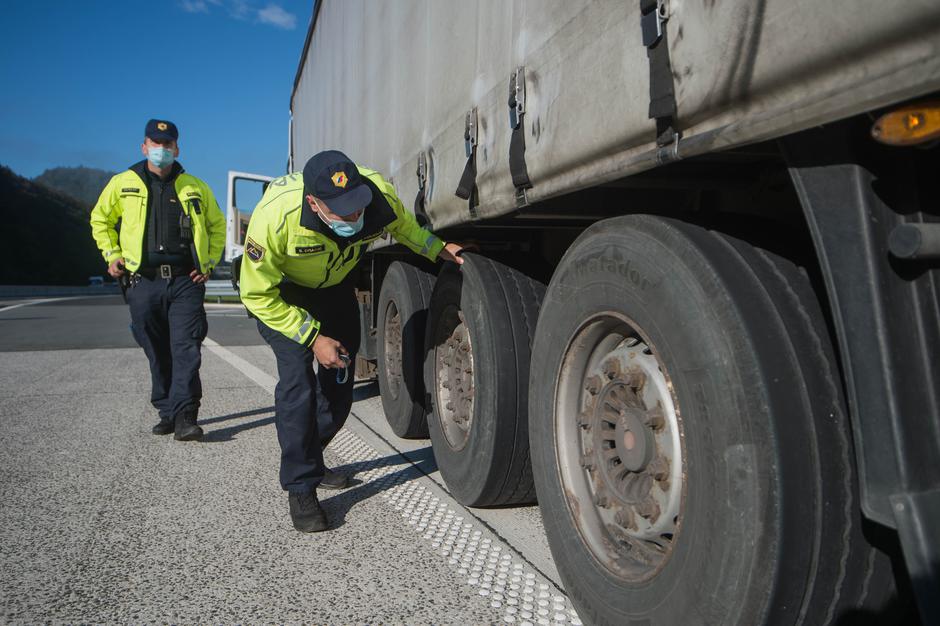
[871,101,940,146]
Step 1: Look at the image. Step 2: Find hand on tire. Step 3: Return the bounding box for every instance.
[313,334,348,368]
[440,242,466,265]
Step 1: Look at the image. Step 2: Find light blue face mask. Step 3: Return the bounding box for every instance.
[147,146,175,169]
[329,212,365,237]
[316,200,365,237]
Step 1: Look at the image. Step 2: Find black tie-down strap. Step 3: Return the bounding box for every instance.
[413,151,430,227]
[455,108,479,219]
[508,66,533,207]
[640,0,680,154]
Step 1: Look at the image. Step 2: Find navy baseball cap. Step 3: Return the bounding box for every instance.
[145,119,179,141]
[303,150,372,217]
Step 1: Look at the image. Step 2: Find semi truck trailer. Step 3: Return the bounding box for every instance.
[228,1,940,623]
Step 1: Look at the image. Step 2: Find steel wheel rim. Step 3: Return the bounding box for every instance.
[554,313,684,582]
[383,300,403,401]
[435,304,474,450]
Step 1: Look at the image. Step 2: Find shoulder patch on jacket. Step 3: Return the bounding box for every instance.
[121,187,140,193]
[294,244,325,254]
[246,237,266,262]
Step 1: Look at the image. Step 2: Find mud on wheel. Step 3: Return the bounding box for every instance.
[563,327,683,580]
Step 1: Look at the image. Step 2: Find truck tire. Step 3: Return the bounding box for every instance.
[529,215,900,625]
[424,254,545,506]
[377,261,435,438]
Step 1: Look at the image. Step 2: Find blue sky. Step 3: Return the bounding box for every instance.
[0,0,312,211]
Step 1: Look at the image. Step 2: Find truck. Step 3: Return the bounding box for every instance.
[227,1,940,623]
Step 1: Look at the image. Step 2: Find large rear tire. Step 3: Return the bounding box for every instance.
[529,215,899,625]
[377,261,435,438]
[424,254,545,506]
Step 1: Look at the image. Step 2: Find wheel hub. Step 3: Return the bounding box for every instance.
[558,325,684,581]
[383,301,403,400]
[435,306,474,449]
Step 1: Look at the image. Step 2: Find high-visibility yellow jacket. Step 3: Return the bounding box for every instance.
[240,167,445,346]
[90,161,225,274]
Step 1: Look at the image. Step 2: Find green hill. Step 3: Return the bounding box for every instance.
[34,165,115,208]
[1,165,105,285]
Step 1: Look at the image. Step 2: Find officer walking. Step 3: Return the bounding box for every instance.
[240,150,464,532]
[90,119,225,441]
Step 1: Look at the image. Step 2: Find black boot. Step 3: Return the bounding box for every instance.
[288,491,328,532]
[320,467,350,490]
[174,409,203,441]
[152,417,174,436]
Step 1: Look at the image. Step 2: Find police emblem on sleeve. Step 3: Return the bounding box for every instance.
[245,236,265,262]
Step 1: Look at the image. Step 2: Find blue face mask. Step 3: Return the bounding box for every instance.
[316,200,365,237]
[329,212,365,237]
[147,146,175,169]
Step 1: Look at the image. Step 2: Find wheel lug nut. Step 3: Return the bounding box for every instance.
[645,406,665,430]
[648,456,670,482]
[602,359,621,380]
[615,508,636,530]
[579,455,595,471]
[577,411,592,429]
[585,375,603,395]
[635,498,661,522]
[594,493,610,508]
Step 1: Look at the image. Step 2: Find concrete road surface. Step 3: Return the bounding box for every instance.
[0,295,581,625]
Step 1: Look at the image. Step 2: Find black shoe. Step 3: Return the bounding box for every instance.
[288,491,328,532]
[319,468,350,490]
[152,418,174,436]
[174,410,203,441]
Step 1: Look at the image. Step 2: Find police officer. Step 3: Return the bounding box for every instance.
[240,150,464,532]
[90,119,225,441]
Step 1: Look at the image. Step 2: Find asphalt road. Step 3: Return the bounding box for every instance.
[0,295,580,624]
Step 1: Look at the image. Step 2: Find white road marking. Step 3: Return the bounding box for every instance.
[202,337,582,625]
[202,337,276,393]
[0,296,89,313]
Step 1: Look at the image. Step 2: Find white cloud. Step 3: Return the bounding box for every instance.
[228,0,252,20]
[179,0,298,29]
[257,3,297,30]
[180,0,209,13]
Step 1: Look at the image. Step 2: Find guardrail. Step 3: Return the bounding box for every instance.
[0,285,120,298]
[204,280,238,302]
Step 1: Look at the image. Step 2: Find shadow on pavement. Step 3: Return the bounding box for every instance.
[200,406,275,426]
[353,380,379,402]
[320,447,438,529]
[202,413,275,442]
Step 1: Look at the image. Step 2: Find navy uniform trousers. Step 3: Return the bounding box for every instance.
[258,279,360,494]
[127,274,208,420]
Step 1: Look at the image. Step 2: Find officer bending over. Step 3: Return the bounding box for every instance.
[90,119,225,441]
[240,150,464,532]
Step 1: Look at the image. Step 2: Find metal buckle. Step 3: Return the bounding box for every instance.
[159,265,172,279]
[641,0,669,47]
[464,108,478,158]
[416,151,427,190]
[508,66,526,129]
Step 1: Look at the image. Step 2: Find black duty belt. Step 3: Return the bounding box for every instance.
[136,264,194,279]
